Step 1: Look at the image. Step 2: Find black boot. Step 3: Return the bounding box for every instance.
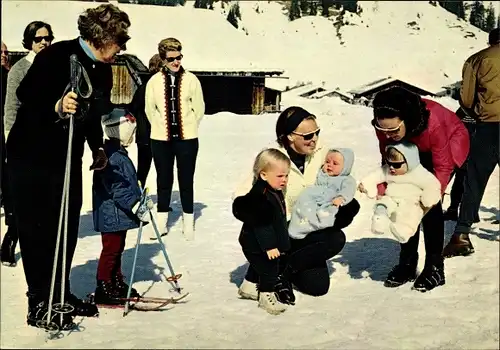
[384,253,418,288]
[94,280,124,305]
[113,274,140,298]
[275,274,295,305]
[443,233,475,258]
[26,293,75,331]
[66,293,99,317]
[0,230,18,267]
[412,257,445,292]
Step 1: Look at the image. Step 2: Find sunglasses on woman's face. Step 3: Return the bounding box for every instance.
[386,160,405,169]
[165,54,183,63]
[373,120,404,135]
[33,35,54,43]
[293,128,320,141]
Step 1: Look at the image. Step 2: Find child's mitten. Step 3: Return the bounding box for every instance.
[132,201,150,223]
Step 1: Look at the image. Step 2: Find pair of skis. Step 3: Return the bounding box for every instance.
[89,293,189,312]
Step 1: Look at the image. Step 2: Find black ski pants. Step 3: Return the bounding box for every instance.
[9,157,82,302]
[245,200,359,297]
[151,138,199,214]
[136,143,153,188]
[399,152,446,265]
[448,122,477,211]
[455,122,500,233]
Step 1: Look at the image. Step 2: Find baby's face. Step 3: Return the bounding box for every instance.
[322,152,344,176]
[387,159,408,175]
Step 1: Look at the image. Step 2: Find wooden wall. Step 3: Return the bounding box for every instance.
[110,64,138,105]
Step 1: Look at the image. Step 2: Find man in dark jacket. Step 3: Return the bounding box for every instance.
[130,53,162,188]
[443,28,500,258]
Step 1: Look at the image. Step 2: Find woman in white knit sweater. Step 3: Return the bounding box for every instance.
[145,37,205,240]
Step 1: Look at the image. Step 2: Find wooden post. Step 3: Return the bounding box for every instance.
[275,91,281,112]
[252,78,265,114]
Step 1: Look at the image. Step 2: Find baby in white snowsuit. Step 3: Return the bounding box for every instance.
[359,142,441,243]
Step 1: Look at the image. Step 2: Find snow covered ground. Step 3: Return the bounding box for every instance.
[1,0,499,348]
[1,93,499,349]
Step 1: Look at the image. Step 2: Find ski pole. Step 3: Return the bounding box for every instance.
[149,212,182,293]
[46,112,74,331]
[124,220,144,317]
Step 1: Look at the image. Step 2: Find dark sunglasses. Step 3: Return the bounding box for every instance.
[33,35,54,43]
[165,54,183,63]
[292,128,320,141]
[386,160,406,169]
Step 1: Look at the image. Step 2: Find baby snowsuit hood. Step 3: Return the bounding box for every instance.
[385,142,420,171]
[316,147,355,184]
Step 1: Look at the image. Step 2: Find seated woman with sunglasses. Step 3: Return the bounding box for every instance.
[371,86,469,292]
[233,106,360,301]
[359,142,441,244]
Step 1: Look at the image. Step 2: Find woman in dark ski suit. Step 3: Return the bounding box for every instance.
[6,4,131,330]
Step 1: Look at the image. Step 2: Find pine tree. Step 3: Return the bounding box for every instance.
[300,0,309,15]
[309,0,318,16]
[469,0,485,30]
[456,1,465,20]
[484,3,496,32]
[227,2,241,29]
[321,0,334,16]
[337,0,358,13]
[289,0,302,21]
[194,0,209,8]
[441,1,465,20]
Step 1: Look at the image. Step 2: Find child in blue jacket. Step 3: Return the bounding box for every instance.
[92,108,152,305]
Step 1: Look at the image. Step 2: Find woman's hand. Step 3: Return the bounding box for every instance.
[332,197,345,207]
[266,248,280,260]
[55,91,79,115]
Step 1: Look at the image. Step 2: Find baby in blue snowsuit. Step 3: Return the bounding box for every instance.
[289,148,356,239]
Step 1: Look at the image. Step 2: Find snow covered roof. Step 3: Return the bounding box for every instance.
[1,0,281,72]
[347,75,440,96]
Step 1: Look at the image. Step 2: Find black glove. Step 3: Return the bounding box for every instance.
[90,148,108,171]
[232,179,274,226]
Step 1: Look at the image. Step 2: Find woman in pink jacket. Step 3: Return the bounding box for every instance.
[371,86,469,292]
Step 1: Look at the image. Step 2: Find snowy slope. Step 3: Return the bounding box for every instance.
[1,1,499,348]
[1,0,490,90]
[1,94,498,348]
[0,0,277,71]
[228,0,490,91]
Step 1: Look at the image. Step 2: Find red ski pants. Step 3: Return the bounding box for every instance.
[96,231,127,282]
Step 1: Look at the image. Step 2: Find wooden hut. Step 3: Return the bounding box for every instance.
[189,70,285,115]
[348,76,437,102]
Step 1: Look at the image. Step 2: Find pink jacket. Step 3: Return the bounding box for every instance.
[376,99,470,195]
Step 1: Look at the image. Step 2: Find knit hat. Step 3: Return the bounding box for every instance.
[102,108,137,145]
